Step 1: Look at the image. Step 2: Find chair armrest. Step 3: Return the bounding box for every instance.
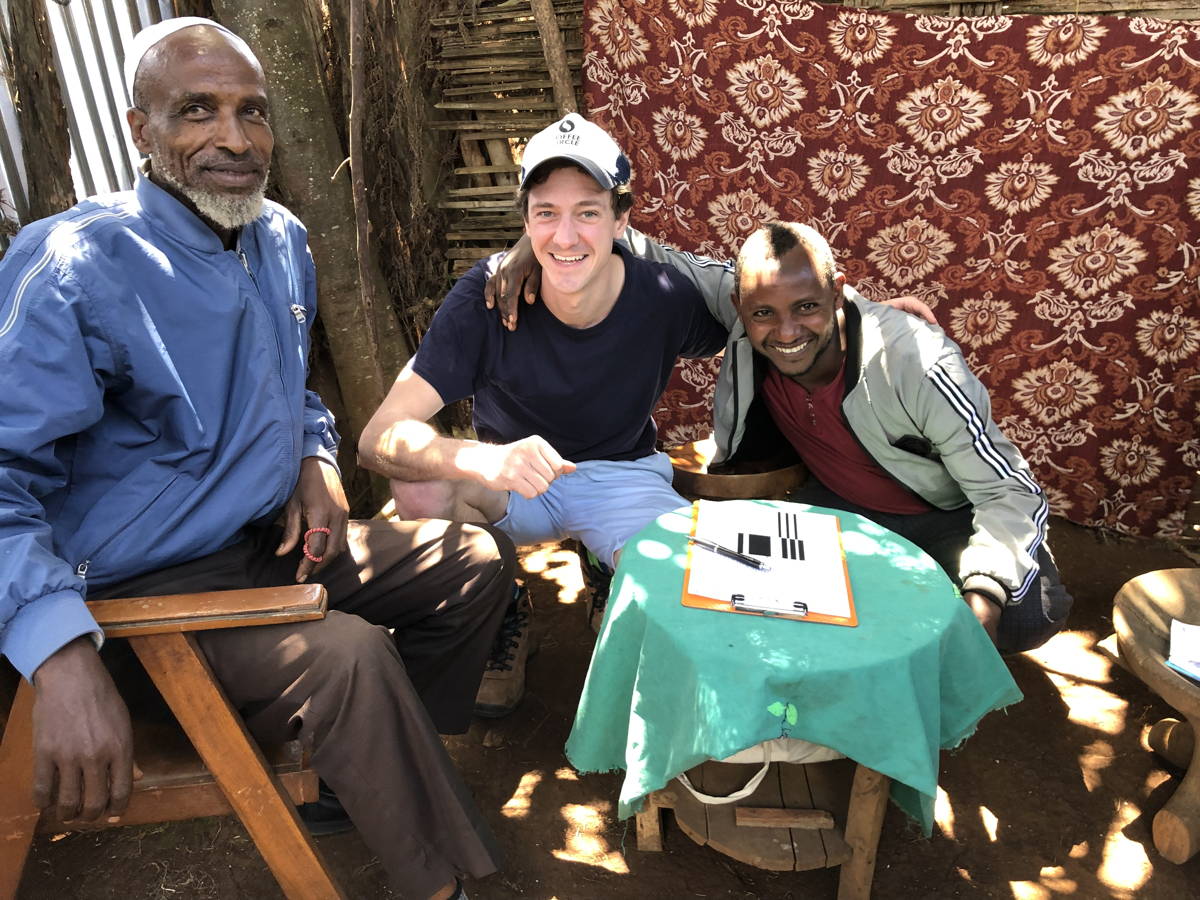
[86,585,328,637]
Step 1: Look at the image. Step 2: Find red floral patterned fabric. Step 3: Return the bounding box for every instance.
[582,1,1200,538]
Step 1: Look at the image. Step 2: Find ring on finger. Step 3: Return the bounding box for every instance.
[303,526,331,563]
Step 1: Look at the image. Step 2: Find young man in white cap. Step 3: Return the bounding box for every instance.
[360,114,729,710]
[0,18,510,900]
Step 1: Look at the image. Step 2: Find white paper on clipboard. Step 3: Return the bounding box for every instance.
[688,499,852,619]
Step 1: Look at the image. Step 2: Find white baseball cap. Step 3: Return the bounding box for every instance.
[124,17,255,100]
[519,113,631,190]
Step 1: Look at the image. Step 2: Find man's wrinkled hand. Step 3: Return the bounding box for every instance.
[884,294,937,325]
[964,591,1002,645]
[31,637,136,824]
[276,457,350,582]
[460,436,576,499]
[483,234,540,331]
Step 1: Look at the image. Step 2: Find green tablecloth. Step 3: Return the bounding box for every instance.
[564,501,1022,833]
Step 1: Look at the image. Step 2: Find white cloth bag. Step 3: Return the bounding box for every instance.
[675,738,844,804]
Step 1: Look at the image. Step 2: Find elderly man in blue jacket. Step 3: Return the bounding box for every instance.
[0,18,509,900]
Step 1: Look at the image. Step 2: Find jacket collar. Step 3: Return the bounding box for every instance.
[135,170,234,253]
[841,298,863,397]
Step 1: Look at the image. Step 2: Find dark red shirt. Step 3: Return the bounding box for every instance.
[761,364,931,515]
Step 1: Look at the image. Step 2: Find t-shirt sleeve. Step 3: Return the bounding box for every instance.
[410,259,494,405]
[676,279,730,359]
[620,225,740,331]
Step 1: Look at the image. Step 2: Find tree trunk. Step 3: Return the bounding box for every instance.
[5,2,75,220]
[210,0,407,512]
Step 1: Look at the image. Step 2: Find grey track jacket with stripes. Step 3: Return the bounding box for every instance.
[624,228,1047,607]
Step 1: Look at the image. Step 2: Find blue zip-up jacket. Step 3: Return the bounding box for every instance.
[0,175,339,680]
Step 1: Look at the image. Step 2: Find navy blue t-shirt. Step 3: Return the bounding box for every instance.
[412,243,727,462]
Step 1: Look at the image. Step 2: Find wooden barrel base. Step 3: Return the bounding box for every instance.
[667,438,806,502]
[639,759,854,871]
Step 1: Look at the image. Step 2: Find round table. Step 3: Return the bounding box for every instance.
[565,500,1022,833]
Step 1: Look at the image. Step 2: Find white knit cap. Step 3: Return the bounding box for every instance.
[124,17,255,101]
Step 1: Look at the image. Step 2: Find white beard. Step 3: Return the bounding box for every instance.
[153,162,267,230]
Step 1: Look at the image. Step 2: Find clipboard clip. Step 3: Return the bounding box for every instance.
[731,594,808,617]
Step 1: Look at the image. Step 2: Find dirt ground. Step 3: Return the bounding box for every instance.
[14,517,1200,899]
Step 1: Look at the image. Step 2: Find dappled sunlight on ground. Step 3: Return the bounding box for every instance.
[501,771,542,819]
[1078,739,1116,792]
[551,802,630,874]
[935,785,956,839]
[1027,630,1114,684]
[980,804,999,842]
[1031,629,1153,897]
[1031,630,1129,736]
[1097,799,1152,896]
[934,617,1175,898]
[522,544,585,606]
[1009,865,1079,898]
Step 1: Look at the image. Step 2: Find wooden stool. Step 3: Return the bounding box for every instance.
[668,437,806,501]
[1113,567,1200,864]
[636,758,889,900]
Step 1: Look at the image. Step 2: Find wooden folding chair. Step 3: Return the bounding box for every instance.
[0,585,346,900]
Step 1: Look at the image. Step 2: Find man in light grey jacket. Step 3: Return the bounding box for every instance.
[721,222,1071,652]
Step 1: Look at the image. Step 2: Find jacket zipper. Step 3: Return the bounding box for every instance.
[727,340,740,461]
[236,246,259,289]
[235,240,297,485]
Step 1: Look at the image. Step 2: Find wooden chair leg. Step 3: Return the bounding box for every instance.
[636,791,665,851]
[837,765,889,900]
[131,632,346,900]
[1153,714,1200,864]
[0,680,40,900]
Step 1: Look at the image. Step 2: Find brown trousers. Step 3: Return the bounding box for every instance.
[94,519,515,898]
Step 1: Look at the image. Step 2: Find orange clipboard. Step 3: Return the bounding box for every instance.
[679,501,858,626]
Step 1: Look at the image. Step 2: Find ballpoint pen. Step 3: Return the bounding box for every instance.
[688,536,771,572]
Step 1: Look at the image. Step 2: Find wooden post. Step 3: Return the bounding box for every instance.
[636,792,664,852]
[348,0,381,360]
[837,765,890,900]
[530,0,576,115]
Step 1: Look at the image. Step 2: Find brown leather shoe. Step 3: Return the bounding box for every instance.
[474,587,533,718]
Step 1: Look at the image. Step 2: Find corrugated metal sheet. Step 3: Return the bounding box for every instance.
[0,0,173,239]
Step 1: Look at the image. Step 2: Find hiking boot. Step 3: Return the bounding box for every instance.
[474,584,533,718]
[577,544,613,634]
